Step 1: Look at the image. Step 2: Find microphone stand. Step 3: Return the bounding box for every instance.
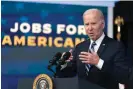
[47,65,57,78]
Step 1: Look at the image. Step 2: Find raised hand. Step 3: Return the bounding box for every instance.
[79,51,99,65]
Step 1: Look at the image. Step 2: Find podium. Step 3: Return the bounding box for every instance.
[17,76,106,89]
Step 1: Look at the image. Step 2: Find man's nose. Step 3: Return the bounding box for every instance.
[88,25,93,31]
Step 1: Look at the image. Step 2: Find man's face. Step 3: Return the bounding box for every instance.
[83,13,104,41]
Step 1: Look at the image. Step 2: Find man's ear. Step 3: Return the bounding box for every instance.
[101,20,105,29]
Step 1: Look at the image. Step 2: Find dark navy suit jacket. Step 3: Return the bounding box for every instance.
[56,36,130,89]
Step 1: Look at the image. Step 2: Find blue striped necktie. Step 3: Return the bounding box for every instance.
[86,41,96,73]
[91,41,96,52]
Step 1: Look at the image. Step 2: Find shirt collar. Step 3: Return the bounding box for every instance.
[90,33,105,45]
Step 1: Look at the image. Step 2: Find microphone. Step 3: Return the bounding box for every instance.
[48,52,62,68]
[57,52,71,66]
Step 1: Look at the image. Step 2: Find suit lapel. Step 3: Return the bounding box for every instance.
[97,36,108,56]
[78,39,91,78]
[83,39,91,52]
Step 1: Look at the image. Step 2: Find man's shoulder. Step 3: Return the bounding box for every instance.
[75,39,89,48]
[106,36,117,43]
[105,36,124,47]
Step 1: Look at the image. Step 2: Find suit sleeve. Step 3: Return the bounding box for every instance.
[101,42,130,84]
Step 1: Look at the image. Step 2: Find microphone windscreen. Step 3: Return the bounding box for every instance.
[49,52,62,63]
[55,52,62,59]
[63,52,71,60]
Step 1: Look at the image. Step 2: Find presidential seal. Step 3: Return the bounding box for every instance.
[33,74,53,89]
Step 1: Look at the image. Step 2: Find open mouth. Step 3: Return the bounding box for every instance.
[89,33,94,36]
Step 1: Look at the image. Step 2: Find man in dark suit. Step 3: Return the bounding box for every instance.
[56,9,130,89]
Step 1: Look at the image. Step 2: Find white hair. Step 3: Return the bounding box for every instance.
[83,8,104,20]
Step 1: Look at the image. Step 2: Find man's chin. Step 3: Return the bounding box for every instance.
[89,37,96,41]
[89,36,94,39]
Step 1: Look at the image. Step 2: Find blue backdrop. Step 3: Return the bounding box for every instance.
[1,1,108,89]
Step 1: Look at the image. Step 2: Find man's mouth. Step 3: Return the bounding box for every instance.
[89,33,94,36]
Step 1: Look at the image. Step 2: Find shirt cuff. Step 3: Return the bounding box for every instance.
[95,58,104,70]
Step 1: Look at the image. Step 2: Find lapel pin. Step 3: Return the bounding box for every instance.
[102,44,105,46]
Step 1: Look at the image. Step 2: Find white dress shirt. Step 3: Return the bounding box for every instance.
[89,33,105,70]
